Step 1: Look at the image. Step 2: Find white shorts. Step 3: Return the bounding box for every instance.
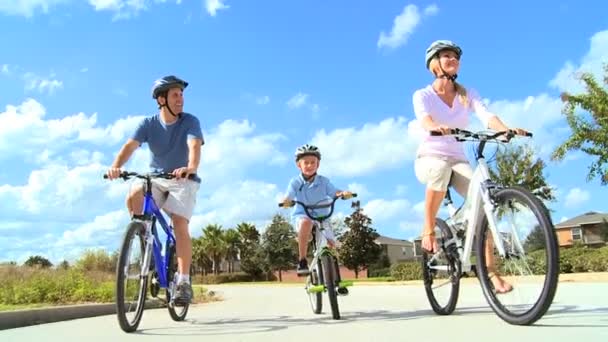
[133,178,200,221]
[414,155,472,195]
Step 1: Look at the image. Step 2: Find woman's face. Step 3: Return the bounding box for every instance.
[438,49,460,75]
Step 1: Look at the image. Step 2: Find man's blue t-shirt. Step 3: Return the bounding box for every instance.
[285,174,338,219]
[132,113,204,174]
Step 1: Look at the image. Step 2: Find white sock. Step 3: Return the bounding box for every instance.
[178,274,190,284]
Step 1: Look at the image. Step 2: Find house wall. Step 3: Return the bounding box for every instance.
[385,244,415,263]
[556,223,606,247]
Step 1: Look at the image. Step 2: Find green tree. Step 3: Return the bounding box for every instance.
[551,64,608,184]
[57,260,70,270]
[201,224,227,275]
[192,236,212,275]
[489,143,556,202]
[262,214,298,282]
[237,222,265,278]
[523,225,546,252]
[338,201,382,278]
[76,249,116,272]
[24,255,53,268]
[223,228,241,273]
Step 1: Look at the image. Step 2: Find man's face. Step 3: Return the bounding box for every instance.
[161,87,184,114]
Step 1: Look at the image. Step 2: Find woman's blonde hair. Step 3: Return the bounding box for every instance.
[428,58,469,108]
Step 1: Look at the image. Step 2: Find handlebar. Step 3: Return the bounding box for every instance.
[278,193,358,222]
[429,128,533,142]
[103,171,195,181]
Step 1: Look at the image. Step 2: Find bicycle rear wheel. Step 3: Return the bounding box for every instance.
[116,221,149,333]
[476,186,559,325]
[167,244,190,321]
[421,217,461,315]
[321,254,340,319]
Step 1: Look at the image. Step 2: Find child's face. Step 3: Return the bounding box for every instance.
[297,155,319,177]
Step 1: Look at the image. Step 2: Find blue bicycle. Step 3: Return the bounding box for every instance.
[104,171,194,332]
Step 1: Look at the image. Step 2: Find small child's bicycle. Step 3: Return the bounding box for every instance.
[104,171,194,332]
[279,194,357,320]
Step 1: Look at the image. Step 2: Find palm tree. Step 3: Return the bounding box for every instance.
[224,229,241,273]
[201,224,227,275]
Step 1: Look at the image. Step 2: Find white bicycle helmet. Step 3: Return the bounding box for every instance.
[295,144,321,161]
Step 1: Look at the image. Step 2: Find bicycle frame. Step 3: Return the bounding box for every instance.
[433,130,530,273]
[134,178,177,290]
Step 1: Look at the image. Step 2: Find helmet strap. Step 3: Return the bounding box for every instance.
[158,95,181,118]
[434,56,458,82]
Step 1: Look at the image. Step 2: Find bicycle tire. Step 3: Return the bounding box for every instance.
[421,217,461,315]
[321,254,340,319]
[476,185,559,325]
[167,244,190,321]
[307,259,323,314]
[116,221,149,333]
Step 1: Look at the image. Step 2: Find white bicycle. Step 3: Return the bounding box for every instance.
[421,129,559,326]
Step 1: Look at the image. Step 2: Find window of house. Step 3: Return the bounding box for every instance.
[402,247,408,255]
[571,227,582,241]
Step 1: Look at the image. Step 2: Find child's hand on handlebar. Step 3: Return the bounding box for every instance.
[280,198,294,208]
[337,191,354,199]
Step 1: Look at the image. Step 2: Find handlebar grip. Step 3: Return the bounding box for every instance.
[526,132,533,137]
[430,130,443,136]
[103,174,109,179]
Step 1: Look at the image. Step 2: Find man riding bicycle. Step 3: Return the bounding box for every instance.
[106,75,204,304]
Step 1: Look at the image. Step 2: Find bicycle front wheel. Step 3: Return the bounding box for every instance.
[321,255,340,319]
[476,186,559,325]
[116,221,149,333]
[306,259,323,314]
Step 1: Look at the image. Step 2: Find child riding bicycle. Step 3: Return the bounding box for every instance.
[280,144,353,280]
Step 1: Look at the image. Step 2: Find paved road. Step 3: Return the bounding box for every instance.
[2,281,607,341]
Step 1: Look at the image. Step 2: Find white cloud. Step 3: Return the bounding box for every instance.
[485,93,564,157]
[312,116,424,177]
[0,99,144,162]
[1,64,10,75]
[191,180,282,234]
[423,4,438,16]
[23,72,63,95]
[200,119,288,187]
[80,67,89,73]
[256,95,270,105]
[564,187,590,209]
[377,4,438,49]
[205,0,229,17]
[550,30,608,93]
[0,0,69,17]
[346,182,370,199]
[0,0,183,19]
[364,199,411,223]
[287,92,309,109]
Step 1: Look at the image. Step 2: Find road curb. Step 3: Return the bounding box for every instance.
[0,300,165,330]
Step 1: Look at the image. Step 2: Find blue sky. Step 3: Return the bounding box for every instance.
[1,0,607,264]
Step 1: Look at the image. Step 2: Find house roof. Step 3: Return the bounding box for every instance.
[555,211,608,229]
[375,235,413,246]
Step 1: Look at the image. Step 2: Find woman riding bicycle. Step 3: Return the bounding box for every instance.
[412,40,527,293]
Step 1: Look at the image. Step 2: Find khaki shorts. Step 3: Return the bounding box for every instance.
[414,155,473,195]
[132,178,200,221]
